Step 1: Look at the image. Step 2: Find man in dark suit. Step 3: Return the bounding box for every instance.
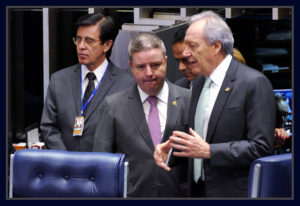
[172,27,197,89]
[93,33,190,197]
[154,10,275,197]
[40,13,134,151]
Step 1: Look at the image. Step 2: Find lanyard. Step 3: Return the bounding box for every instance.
[80,64,109,116]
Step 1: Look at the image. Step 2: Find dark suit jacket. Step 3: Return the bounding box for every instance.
[174,77,191,89]
[40,61,135,151]
[188,58,276,197]
[93,82,190,197]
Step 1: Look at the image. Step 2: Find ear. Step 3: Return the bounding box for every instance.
[104,40,113,53]
[164,56,168,63]
[128,61,135,74]
[128,61,132,68]
[213,41,222,55]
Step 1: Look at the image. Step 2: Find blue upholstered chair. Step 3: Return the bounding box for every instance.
[248,153,292,198]
[9,149,128,198]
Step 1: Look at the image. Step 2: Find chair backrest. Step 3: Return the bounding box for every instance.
[248,153,292,198]
[10,149,128,198]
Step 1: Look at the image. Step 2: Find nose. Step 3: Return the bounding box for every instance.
[78,40,87,49]
[145,65,153,76]
[178,61,186,71]
[183,47,191,57]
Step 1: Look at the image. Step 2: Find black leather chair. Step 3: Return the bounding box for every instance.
[9,149,128,198]
[248,153,292,198]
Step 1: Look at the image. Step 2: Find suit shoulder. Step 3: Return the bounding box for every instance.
[168,82,191,98]
[174,77,187,87]
[105,85,133,103]
[234,60,262,77]
[233,62,273,92]
[109,63,135,83]
[51,64,79,79]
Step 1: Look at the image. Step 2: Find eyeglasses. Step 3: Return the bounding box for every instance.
[72,36,101,46]
[176,57,189,64]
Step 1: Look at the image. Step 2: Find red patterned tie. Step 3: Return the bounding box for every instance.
[147,96,161,147]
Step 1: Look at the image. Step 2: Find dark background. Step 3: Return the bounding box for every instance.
[1,0,297,204]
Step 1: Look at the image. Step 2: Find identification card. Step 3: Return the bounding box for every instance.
[73,116,84,136]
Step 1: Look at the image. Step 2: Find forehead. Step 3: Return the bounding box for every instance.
[131,48,165,63]
[76,24,100,37]
[172,42,185,55]
[185,20,205,41]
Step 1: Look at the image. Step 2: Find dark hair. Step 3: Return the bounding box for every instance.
[172,26,188,45]
[76,13,119,57]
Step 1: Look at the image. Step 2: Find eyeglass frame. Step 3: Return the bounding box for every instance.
[72,36,102,46]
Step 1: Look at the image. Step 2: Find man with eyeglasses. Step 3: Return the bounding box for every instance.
[93,33,190,197]
[40,12,134,151]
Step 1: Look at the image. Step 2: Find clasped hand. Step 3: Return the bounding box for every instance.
[153,128,210,171]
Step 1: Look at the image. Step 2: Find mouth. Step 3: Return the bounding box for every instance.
[143,79,156,86]
[78,54,88,58]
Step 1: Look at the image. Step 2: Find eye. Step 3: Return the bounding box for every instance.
[85,38,95,45]
[190,44,197,50]
[74,36,82,44]
[136,65,146,70]
[150,63,161,69]
[185,42,198,50]
[179,58,188,64]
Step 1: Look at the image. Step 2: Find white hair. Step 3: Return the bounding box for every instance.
[189,10,234,55]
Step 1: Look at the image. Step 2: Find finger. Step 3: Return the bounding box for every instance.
[172,130,191,140]
[173,151,190,157]
[153,151,171,171]
[189,128,202,140]
[160,163,171,171]
[170,142,186,151]
[169,136,189,146]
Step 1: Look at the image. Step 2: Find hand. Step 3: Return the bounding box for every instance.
[153,140,172,171]
[274,128,290,148]
[274,128,290,141]
[170,128,210,159]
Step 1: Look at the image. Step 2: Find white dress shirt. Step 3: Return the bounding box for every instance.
[137,81,169,139]
[203,54,232,140]
[81,58,109,99]
[199,54,232,181]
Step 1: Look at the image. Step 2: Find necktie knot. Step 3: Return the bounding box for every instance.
[147,96,158,106]
[204,77,212,88]
[86,72,96,81]
[83,72,96,108]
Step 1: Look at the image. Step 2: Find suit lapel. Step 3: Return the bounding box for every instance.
[206,59,237,143]
[128,86,155,151]
[84,63,117,121]
[71,65,82,116]
[162,83,181,143]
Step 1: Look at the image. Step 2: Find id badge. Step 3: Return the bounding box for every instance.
[73,116,84,136]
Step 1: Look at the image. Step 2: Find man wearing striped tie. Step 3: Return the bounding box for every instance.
[93,33,190,197]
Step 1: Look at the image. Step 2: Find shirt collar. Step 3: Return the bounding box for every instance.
[81,58,108,81]
[209,54,232,86]
[138,81,169,104]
